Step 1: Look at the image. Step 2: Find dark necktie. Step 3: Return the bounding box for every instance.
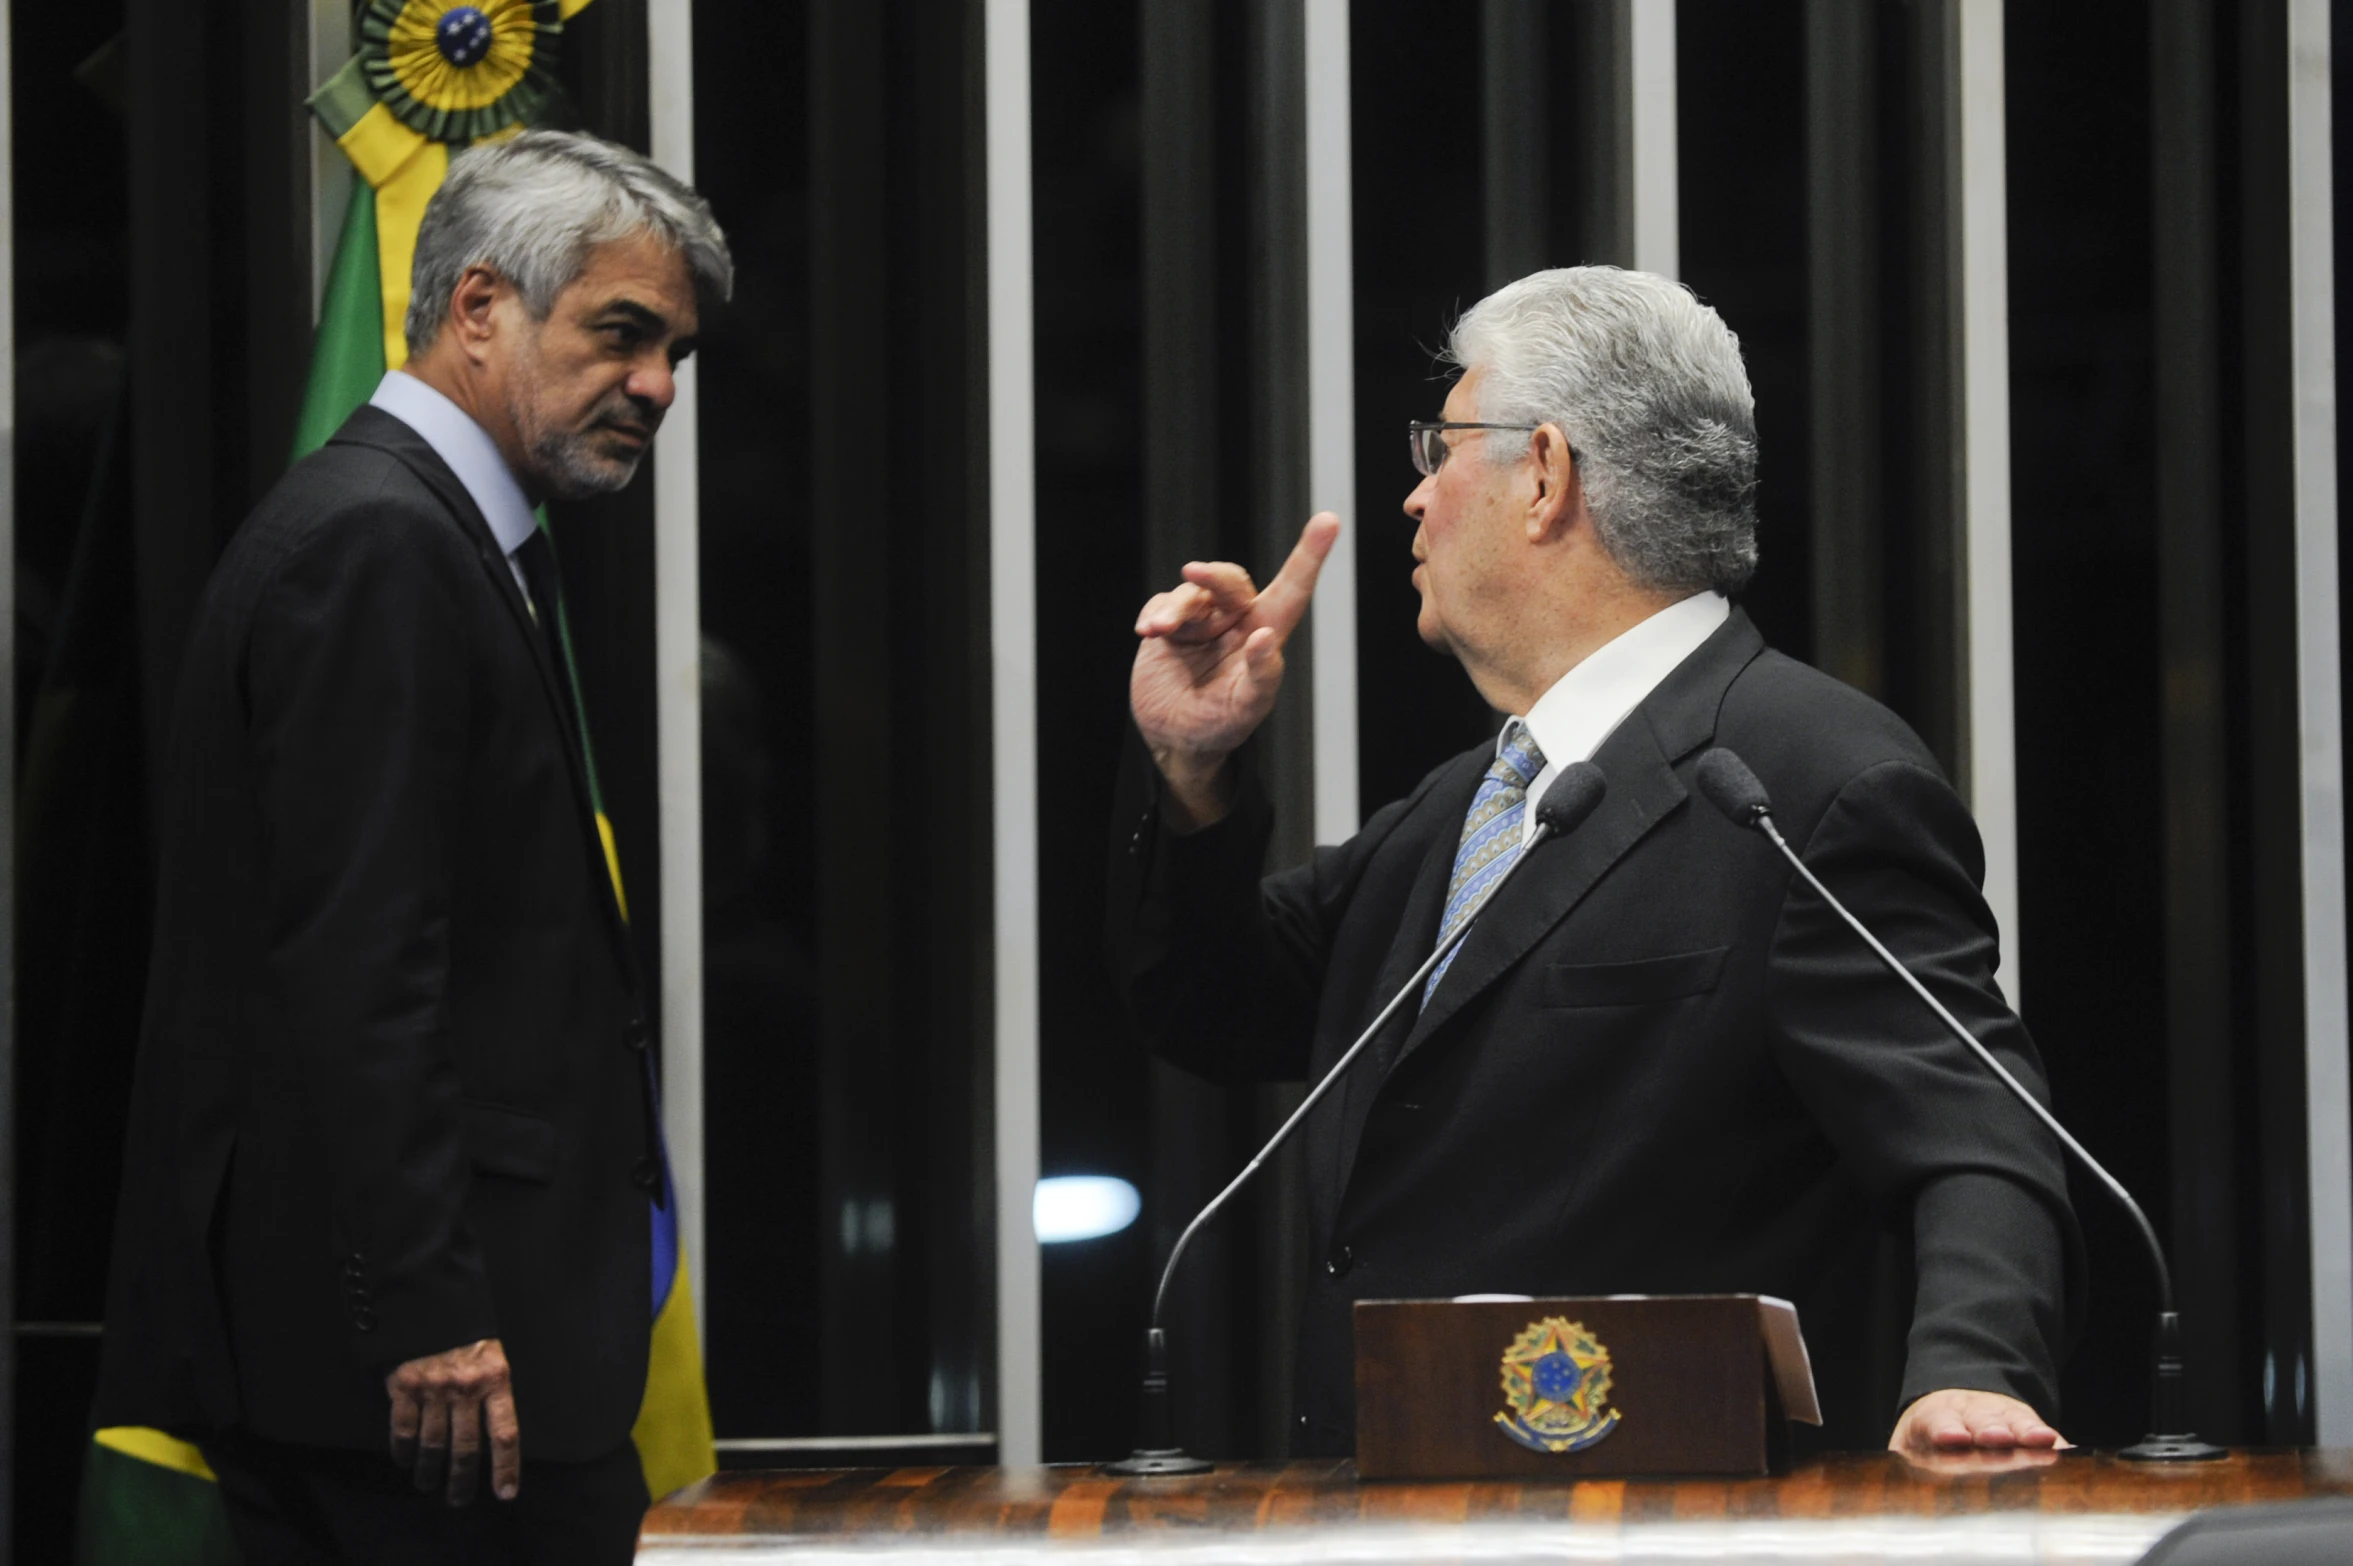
[514,531,666,1217]
[516,527,591,730]
[513,529,566,667]
[514,520,618,827]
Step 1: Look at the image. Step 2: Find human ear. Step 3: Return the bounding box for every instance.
[446,266,503,362]
[1526,423,1580,541]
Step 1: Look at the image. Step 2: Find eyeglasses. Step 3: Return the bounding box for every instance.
[1408,420,1543,477]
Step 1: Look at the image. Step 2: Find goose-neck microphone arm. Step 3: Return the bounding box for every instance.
[1692,746,2220,1462]
[1105,758,1608,1475]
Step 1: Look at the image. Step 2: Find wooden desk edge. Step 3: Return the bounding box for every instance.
[642,1448,2353,1540]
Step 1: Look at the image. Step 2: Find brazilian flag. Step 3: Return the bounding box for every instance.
[76,3,716,1557]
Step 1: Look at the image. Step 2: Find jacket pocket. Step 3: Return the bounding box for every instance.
[1543,946,1730,1008]
[462,1100,557,1184]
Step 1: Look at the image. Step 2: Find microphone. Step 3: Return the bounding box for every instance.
[1106,760,1609,1475]
[1694,746,2223,1462]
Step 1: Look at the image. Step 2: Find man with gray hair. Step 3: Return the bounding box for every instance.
[96,130,729,1560]
[1112,266,2078,1457]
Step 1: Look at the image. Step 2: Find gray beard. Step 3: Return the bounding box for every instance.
[525,422,643,500]
[504,344,648,500]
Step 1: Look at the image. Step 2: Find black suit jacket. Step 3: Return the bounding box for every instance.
[1110,610,2082,1453]
[96,406,659,1459]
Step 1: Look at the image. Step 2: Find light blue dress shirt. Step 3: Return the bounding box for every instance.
[367,370,538,598]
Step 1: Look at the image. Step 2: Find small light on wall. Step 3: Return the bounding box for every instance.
[1033,1175,1141,1244]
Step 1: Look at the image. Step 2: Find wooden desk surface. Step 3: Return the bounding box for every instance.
[640,1449,2353,1562]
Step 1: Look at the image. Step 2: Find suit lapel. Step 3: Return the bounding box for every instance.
[1360,750,1488,1028]
[1321,748,1485,1199]
[329,408,636,966]
[1398,712,1686,1062]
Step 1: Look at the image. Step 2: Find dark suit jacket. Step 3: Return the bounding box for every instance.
[96,406,660,1460]
[1110,609,2081,1454]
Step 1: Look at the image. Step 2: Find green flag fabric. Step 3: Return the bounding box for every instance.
[291,185,387,463]
[75,1438,239,1566]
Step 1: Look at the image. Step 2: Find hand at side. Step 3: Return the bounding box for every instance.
[1129,513,1340,829]
[387,1336,521,1504]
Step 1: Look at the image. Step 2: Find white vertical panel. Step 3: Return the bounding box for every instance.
[2287,0,2352,1447]
[308,0,353,324]
[1303,0,1358,842]
[984,0,1043,1468]
[1628,0,1678,278]
[647,0,707,1349]
[1956,0,2020,1006]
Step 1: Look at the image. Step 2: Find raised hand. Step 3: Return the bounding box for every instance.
[1130,513,1340,828]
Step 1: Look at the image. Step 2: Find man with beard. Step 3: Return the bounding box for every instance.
[95,131,730,1562]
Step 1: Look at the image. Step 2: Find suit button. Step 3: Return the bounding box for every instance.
[353,1307,379,1333]
[622,1017,649,1052]
[1325,1244,1354,1278]
[631,1156,661,1193]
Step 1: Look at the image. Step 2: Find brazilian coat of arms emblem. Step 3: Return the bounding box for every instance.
[1494,1316,1623,1454]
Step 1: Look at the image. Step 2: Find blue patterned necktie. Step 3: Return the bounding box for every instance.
[1425,721,1550,1005]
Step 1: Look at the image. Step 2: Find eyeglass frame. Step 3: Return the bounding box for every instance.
[1408,419,1574,478]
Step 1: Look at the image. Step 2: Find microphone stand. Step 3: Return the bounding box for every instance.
[1106,766,1604,1476]
[1708,752,2222,1461]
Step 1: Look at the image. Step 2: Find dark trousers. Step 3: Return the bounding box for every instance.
[199,1431,647,1566]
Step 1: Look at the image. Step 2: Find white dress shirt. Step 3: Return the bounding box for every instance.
[1508,590,1731,845]
[367,370,538,597]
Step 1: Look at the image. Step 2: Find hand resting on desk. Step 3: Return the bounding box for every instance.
[1891,1387,2066,1454]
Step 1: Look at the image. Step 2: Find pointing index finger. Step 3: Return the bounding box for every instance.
[1249,513,1341,643]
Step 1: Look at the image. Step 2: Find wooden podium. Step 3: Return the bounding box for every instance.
[1353,1294,1820,1481]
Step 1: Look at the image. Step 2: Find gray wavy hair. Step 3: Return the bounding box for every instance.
[1444,266,1759,595]
[406,129,734,356]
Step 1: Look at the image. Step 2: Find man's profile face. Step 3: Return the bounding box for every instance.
[495,231,701,501]
[1403,370,1523,659]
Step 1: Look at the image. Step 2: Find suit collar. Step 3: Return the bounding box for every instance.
[330,405,509,559]
[333,406,563,728]
[364,371,540,559]
[1518,590,1731,775]
[1636,604,1765,765]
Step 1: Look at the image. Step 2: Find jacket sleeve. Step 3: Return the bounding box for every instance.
[1761,757,2083,1423]
[245,504,496,1372]
[1105,726,1438,1083]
